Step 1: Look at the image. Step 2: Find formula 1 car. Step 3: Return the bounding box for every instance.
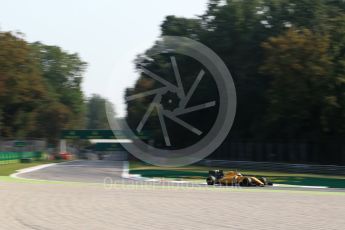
[206,170,273,186]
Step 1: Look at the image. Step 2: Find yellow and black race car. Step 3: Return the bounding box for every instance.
[206,170,273,186]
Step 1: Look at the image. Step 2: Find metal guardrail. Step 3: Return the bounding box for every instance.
[200,160,345,176]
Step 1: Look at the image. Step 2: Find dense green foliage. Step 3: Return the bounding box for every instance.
[0,32,87,143]
[127,0,345,144]
[86,94,115,130]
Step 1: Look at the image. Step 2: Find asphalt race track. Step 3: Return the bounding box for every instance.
[1,160,345,230]
[16,160,345,193]
[17,160,125,183]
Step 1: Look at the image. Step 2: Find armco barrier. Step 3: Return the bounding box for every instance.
[200,159,345,176]
[0,152,42,164]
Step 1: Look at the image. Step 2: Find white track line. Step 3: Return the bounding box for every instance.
[273,184,328,189]
[121,161,156,181]
[10,163,57,179]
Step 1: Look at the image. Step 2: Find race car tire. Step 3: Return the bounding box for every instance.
[206,176,216,185]
[259,177,268,185]
[240,177,252,186]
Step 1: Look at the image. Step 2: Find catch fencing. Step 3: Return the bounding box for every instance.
[211,139,345,166]
[200,159,345,175]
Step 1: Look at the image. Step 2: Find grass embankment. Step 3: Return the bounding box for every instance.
[0,160,61,176]
[129,161,345,188]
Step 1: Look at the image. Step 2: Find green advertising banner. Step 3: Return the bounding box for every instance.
[14,141,27,147]
[93,143,125,151]
[0,152,42,163]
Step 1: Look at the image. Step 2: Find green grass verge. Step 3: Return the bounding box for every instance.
[0,160,62,176]
[129,161,345,188]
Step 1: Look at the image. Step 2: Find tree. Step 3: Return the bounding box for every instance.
[127,0,345,144]
[33,101,73,143]
[261,28,345,138]
[0,31,88,143]
[0,32,47,138]
[30,42,87,129]
[128,0,275,141]
[86,94,115,130]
